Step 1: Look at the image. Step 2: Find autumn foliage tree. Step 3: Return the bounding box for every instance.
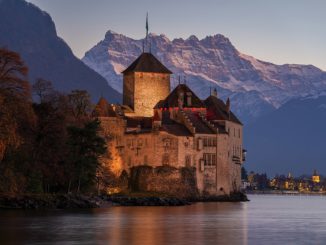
[0,48,107,195]
[0,48,32,159]
[0,48,35,192]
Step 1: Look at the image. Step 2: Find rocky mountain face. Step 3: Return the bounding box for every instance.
[83,31,326,123]
[244,95,326,175]
[0,0,121,103]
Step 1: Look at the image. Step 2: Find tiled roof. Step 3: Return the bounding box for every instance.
[204,96,242,125]
[160,111,192,136]
[184,111,216,134]
[154,84,205,109]
[122,52,172,74]
[161,123,192,136]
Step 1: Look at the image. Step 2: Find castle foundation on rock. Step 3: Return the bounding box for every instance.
[94,52,245,197]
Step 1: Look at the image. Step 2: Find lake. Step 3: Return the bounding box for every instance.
[0,195,326,245]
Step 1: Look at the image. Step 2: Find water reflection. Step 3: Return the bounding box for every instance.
[93,202,248,245]
[2,195,326,245]
[0,202,248,245]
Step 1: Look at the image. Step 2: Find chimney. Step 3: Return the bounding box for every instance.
[212,88,218,97]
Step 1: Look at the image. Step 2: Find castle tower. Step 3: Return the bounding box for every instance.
[122,53,172,117]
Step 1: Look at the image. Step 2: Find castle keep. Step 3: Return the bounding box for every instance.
[94,52,245,197]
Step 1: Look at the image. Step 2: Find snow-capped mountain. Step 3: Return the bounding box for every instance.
[82,30,326,122]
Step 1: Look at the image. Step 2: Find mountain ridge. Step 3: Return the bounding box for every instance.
[82,30,326,122]
[244,95,326,175]
[0,0,121,103]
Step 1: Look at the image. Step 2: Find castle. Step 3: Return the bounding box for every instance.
[94,52,245,197]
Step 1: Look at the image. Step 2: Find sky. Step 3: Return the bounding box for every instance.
[27,0,326,70]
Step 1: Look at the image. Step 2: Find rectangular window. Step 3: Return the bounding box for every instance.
[203,138,208,147]
[203,153,208,166]
[212,154,216,166]
[204,153,216,166]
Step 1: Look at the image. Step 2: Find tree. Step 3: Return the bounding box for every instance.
[68,90,92,123]
[0,48,34,162]
[66,119,106,193]
[0,48,29,97]
[0,48,35,193]
[32,91,70,193]
[32,78,54,103]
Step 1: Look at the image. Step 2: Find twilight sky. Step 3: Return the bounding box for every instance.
[27,0,326,70]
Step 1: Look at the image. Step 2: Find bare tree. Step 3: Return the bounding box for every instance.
[32,78,53,102]
[68,90,92,122]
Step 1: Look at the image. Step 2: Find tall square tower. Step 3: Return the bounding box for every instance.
[122,53,172,117]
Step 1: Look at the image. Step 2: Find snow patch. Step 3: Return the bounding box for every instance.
[111,62,126,74]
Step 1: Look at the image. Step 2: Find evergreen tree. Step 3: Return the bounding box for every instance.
[66,119,106,193]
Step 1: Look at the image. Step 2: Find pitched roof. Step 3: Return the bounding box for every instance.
[204,96,242,125]
[161,123,192,136]
[154,84,205,109]
[184,111,216,134]
[122,52,172,74]
[93,97,116,117]
[160,111,192,136]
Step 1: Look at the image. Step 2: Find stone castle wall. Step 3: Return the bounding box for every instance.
[123,73,134,109]
[133,72,170,117]
[225,121,243,192]
[129,165,198,198]
[97,110,244,197]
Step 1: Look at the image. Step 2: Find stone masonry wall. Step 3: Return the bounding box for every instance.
[129,165,198,199]
[225,121,243,192]
[134,72,170,117]
[123,73,134,109]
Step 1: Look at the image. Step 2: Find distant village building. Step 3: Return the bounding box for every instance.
[312,169,320,184]
[94,52,245,196]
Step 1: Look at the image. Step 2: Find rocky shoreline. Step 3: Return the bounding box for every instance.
[0,192,248,209]
[0,194,101,209]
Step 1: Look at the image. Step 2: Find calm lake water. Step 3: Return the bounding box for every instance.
[1,195,326,245]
